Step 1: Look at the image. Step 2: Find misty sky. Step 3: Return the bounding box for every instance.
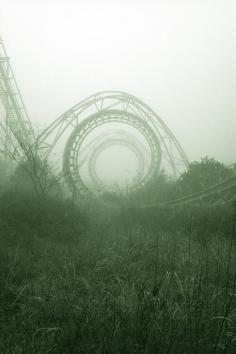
[1,0,236,164]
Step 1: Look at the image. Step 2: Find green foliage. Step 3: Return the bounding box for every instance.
[178,157,235,195]
[132,157,236,205]
[1,191,236,352]
[2,130,62,198]
[126,170,176,205]
[8,158,62,197]
[0,190,87,241]
[0,157,12,189]
[1,156,236,353]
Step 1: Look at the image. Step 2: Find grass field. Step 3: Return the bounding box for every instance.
[1,190,236,353]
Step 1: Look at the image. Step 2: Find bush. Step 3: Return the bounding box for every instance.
[0,190,87,241]
[178,157,235,195]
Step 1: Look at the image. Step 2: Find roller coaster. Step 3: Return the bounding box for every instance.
[0,37,235,206]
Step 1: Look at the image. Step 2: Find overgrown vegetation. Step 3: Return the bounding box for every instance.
[0,156,236,353]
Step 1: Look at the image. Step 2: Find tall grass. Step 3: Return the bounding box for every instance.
[1,189,236,353]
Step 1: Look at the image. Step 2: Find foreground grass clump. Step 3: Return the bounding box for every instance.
[1,194,236,353]
[0,190,87,241]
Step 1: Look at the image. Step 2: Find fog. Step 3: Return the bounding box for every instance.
[1,0,236,165]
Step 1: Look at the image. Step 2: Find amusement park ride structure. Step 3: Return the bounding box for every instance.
[0,37,235,205]
[0,38,34,161]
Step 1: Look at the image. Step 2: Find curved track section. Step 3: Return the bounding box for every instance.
[88,138,146,190]
[63,109,161,195]
[1,37,234,205]
[142,175,236,209]
[39,91,189,196]
[78,129,150,170]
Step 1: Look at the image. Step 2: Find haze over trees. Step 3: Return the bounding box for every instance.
[1,142,236,352]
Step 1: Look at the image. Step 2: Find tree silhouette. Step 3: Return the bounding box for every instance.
[178,157,234,194]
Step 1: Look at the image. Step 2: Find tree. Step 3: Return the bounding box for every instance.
[128,169,176,204]
[1,129,62,198]
[178,156,235,195]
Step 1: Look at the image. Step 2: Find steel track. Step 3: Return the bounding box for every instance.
[0,37,235,205]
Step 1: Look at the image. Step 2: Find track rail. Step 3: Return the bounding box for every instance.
[0,37,34,147]
[141,175,236,209]
[0,36,234,206]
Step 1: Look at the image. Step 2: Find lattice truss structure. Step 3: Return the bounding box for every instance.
[1,37,235,205]
[0,38,34,170]
[0,37,190,197]
[39,91,189,196]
